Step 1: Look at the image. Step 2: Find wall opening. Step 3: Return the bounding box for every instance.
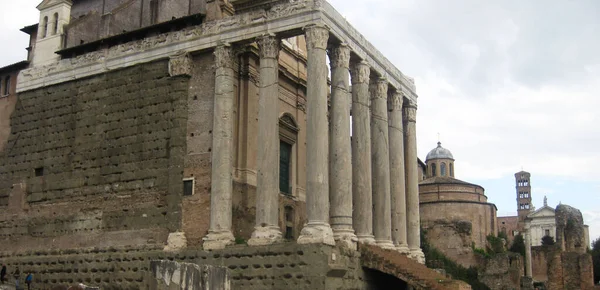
[183,178,194,196]
[34,167,44,177]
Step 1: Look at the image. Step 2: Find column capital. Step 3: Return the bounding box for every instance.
[387,91,404,112]
[304,24,329,50]
[214,43,233,69]
[328,43,351,69]
[257,33,280,59]
[350,61,370,85]
[370,77,388,100]
[403,103,417,123]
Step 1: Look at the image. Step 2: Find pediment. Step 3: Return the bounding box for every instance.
[528,206,555,218]
[37,0,72,11]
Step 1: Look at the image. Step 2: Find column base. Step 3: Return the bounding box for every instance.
[247,225,283,246]
[410,248,426,264]
[202,230,234,250]
[375,239,396,250]
[356,234,376,245]
[395,243,410,255]
[297,222,335,246]
[164,232,188,252]
[333,229,358,250]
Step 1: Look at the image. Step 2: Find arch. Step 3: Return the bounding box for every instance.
[440,162,447,176]
[431,163,436,177]
[52,13,59,35]
[42,16,48,38]
[449,163,454,177]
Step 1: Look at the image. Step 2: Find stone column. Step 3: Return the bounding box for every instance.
[388,91,409,254]
[524,228,533,277]
[328,43,357,250]
[203,43,235,250]
[370,78,395,249]
[350,61,375,245]
[248,34,283,246]
[404,102,425,262]
[297,24,335,246]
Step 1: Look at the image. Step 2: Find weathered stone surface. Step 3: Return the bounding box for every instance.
[479,253,523,290]
[546,249,594,290]
[555,204,586,253]
[149,260,230,290]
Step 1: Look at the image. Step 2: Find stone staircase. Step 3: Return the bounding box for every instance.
[360,244,471,290]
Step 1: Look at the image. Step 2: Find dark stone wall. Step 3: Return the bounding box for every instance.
[0,60,188,253]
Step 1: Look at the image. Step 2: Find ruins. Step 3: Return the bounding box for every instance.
[0,0,474,289]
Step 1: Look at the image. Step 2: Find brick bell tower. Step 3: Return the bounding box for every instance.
[515,171,532,227]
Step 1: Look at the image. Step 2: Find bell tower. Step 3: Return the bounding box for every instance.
[515,171,532,224]
[32,0,72,66]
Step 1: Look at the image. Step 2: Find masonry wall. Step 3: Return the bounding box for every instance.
[0,60,188,252]
[531,246,549,283]
[0,70,20,152]
[420,201,497,267]
[0,244,372,290]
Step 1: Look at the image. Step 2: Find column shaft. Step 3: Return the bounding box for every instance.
[525,230,533,277]
[388,91,409,253]
[203,43,235,250]
[328,43,357,250]
[297,24,335,245]
[248,34,283,246]
[370,78,394,249]
[404,104,425,262]
[350,61,375,244]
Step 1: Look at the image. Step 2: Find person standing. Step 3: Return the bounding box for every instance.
[0,264,6,284]
[25,272,32,290]
[13,266,20,288]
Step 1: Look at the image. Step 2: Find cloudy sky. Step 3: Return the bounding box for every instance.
[1,0,600,243]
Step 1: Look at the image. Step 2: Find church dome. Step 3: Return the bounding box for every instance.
[426,142,454,161]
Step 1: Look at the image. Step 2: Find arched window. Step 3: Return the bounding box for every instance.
[52,13,59,35]
[441,162,447,176]
[431,163,437,177]
[42,16,48,38]
[3,76,10,95]
[449,163,454,177]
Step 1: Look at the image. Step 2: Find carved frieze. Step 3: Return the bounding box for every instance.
[350,61,370,85]
[257,34,280,59]
[328,43,350,69]
[168,53,192,77]
[304,24,329,50]
[214,43,234,69]
[387,91,403,112]
[369,78,388,100]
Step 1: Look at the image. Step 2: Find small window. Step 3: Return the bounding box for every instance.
[4,76,10,95]
[42,16,48,38]
[52,13,59,35]
[449,163,454,177]
[431,163,437,176]
[545,229,550,236]
[183,178,194,196]
[34,167,44,177]
[284,206,294,240]
[280,141,292,195]
[440,162,447,176]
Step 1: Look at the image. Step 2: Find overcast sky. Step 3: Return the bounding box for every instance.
[2,0,600,243]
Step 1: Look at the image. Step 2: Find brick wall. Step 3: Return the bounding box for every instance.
[0,60,188,253]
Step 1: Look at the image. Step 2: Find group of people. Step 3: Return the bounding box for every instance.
[0,265,33,290]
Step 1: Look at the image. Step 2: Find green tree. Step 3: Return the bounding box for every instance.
[591,237,600,284]
[541,235,555,246]
[509,234,526,257]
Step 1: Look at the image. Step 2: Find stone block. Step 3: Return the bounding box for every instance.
[149,260,230,290]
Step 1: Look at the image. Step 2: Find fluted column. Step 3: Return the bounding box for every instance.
[248,34,283,246]
[388,91,409,254]
[370,78,395,249]
[297,24,335,245]
[350,61,375,244]
[404,103,425,262]
[328,43,357,250]
[203,43,235,250]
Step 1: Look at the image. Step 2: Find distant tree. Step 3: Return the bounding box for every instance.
[541,235,555,246]
[497,231,508,241]
[486,234,505,255]
[591,238,600,284]
[509,234,526,257]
